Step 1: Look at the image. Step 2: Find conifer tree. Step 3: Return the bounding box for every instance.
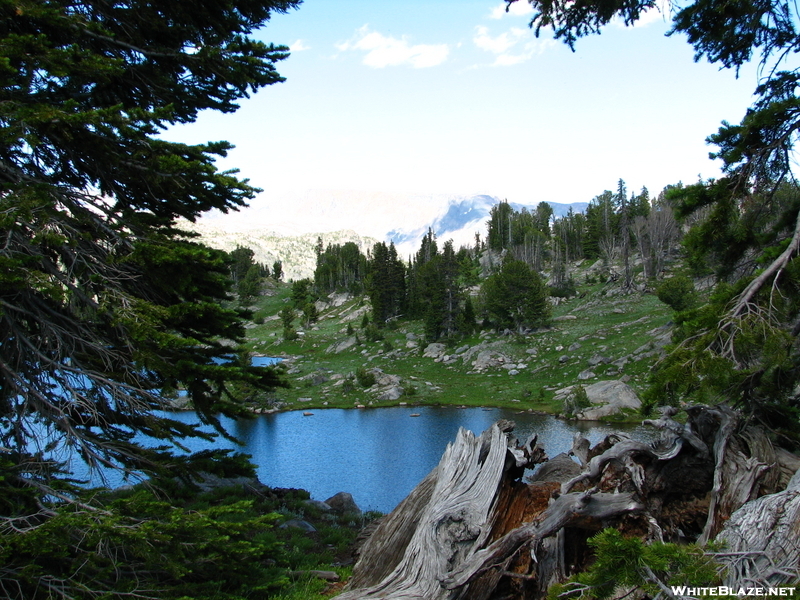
[367,241,405,324]
[511,0,800,428]
[1,0,299,595]
[1,0,299,494]
[481,256,551,331]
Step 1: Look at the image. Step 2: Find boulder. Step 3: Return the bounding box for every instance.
[304,499,332,512]
[378,385,404,401]
[422,343,446,359]
[326,336,357,354]
[280,519,317,532]
[328,292,350,307]
[554,380,642,420]
[325,491,362,515]
[528,453,582,483]
[472,350,510,371]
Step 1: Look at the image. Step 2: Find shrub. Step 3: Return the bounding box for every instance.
[549,277,577,298]
[364,323,384,342]
[656,275,698,312]
[355,367,376,388]
[562,385,591,416]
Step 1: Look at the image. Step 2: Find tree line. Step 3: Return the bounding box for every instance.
[232,179,687,344]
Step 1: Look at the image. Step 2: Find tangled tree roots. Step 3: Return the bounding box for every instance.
[336,406,800,600]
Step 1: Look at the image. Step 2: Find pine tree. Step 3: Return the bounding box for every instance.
[481,256,551,331]
[0,0,298,594]
[514,0,800,428]
[0,0,298,488]
[367,242,405,325]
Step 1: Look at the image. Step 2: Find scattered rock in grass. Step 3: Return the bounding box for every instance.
[378,385,403,401]
[326,336,357,354]
[281,519,317,532]
[423,343,446,359]
[577,369,595,380]
[325,492,361,515]
[587,354,610,366]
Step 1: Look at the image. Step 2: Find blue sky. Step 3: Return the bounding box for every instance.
[168,0,760,211]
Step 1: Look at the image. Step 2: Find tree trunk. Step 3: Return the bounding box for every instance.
[337,405,797,600]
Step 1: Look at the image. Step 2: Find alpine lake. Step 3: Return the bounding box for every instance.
[83,404,657,514]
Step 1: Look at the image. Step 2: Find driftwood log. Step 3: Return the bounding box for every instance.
[337,405,800,600]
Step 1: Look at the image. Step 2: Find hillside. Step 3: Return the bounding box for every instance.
[234,258,673,416]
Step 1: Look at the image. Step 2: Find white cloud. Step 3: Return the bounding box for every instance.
[290,39,310,52]
[474,25,529,54]
[473,25,553,65]
[489,1,534,19]
[337,25,449,68]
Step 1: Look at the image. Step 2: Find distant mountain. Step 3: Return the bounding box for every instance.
[180,219,378,282]
[388,195,589,256]
[191,190,589,278]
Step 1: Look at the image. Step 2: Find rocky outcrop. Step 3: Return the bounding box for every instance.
[326,336,357,354]
[554,379,642,420]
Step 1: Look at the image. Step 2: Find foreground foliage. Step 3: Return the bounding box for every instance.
[511,0,800,433]
[0,457,361,600]
[549,529,721,600]
[0,0,305,596]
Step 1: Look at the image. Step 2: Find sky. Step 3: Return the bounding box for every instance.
[166,0,762,215]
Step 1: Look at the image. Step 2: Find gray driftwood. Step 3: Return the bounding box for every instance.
[337,405,799,600]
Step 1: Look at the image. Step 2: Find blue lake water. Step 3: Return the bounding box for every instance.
[82,406,657,514]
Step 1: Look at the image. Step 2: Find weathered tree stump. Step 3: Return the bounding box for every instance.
[337,405,799,600]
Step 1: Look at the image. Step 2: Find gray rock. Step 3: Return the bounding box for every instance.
[303,499,332,512]
[472,350,499,370]
[577,369,595,380]
[188,473,264,493]
[280,519,317,532]
[559,355,570,363]
[555,380,642,420]
[324,491,362,515]
[568,342,582,352]
[326,336,357,354]
[423,343,446,359]
[327,292,350,307]
[528,453,582,483]
[378,385,404,401]
[587,354,610,366]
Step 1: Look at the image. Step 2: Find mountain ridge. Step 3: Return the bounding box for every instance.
[191,192,589,279]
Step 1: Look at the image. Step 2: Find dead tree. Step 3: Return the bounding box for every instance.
[337,405,799,600]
